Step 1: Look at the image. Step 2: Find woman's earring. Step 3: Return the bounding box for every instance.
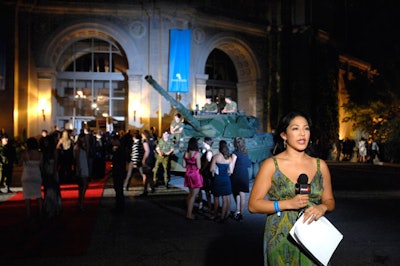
[284,140,287,149]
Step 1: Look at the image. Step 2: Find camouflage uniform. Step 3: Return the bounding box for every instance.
[223,101,237,113]
[170,119,184,143]
[203,102,218,113]
[153,136,174,186]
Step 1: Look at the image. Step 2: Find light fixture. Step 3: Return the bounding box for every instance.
[39,98,47,121]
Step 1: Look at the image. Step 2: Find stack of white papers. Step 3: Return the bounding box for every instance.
[289,214,343,266]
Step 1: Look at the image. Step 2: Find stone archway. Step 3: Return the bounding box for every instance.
[194,34,264,127]
[39,21,140,70]
[36,21,143,131]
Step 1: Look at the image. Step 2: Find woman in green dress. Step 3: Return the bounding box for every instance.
[248,111,335,265]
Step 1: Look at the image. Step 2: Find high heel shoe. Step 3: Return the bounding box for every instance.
[233,211,241,221]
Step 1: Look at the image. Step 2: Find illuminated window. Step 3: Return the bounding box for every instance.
[56,38,127,130]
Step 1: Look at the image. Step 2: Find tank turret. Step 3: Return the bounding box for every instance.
[144,75,274,177]
[145,75,259,138]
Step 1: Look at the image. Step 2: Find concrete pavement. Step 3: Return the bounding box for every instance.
[1,162,400,265]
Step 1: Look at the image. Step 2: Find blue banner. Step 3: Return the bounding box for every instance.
[168,29,191,92]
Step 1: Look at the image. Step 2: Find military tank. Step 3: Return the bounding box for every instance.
[144,75,274,178]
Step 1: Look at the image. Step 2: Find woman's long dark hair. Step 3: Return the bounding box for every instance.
[273,110,313,155]
[26,137,39,150]
[219,140,230,159]
[142,129,152,141]
[187,137,199,152]
[76,134,87,150]
[42,135,56,161]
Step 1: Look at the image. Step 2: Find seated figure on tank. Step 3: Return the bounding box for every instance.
[170,113,184,144]
[221,97,237,114]
[202,98,218,114]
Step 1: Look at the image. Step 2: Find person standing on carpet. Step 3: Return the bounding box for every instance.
[110,135,126,213]
[0,134,17,193]
[20,137,43,218]
[41,134,62,218]
[74,134,90,212]
[92,130,106,180]
[56,130,74,183]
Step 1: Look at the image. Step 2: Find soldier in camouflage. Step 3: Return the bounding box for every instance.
[153,131,174,188]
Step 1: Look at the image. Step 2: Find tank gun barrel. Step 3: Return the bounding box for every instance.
[145,75,201,130]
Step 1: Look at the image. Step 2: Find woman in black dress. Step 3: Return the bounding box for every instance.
[56,130,74,183]
[230,137,252,221]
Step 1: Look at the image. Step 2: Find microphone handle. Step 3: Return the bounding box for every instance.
[296,184,310,218]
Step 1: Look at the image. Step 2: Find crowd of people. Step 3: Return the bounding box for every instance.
[1,126,123,218]
[1,118,255,222]
[109,121,254,222]
[183,136,252,223]
[2,109,340,264]
[334,136,380,164]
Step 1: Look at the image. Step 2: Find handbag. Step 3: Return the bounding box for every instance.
[289,213,343,266]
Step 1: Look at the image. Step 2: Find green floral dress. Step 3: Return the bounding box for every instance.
[263,157,324,266]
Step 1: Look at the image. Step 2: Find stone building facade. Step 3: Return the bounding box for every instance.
[1,1,274,138]
[2,0,346,148]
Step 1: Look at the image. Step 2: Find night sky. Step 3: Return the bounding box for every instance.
[337,0,400,68]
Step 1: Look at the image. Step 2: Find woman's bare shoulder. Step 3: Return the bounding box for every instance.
[317,157,330,171]
[259,157,275,169]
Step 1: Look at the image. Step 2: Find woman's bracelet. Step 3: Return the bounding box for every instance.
[274,200,281,217]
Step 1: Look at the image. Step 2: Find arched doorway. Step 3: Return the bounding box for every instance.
[55,38,128,132]
[194,35,263,127]
[205,49,238,112]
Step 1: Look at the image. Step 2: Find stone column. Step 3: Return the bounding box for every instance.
[194,73,209,111]
[237,79,257,115]
[126,70,144,129]
[237,79,265,130]
[36,68,55,134]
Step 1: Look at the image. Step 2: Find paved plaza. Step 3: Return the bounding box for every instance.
[1,161,399,266]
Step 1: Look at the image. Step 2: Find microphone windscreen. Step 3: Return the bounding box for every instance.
[298,173,308,184]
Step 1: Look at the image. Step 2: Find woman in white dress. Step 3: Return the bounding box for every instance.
[358,137,367,163]
[20,137,43,218]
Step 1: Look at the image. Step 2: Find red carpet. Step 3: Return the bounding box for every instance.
[0,176,107,259]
